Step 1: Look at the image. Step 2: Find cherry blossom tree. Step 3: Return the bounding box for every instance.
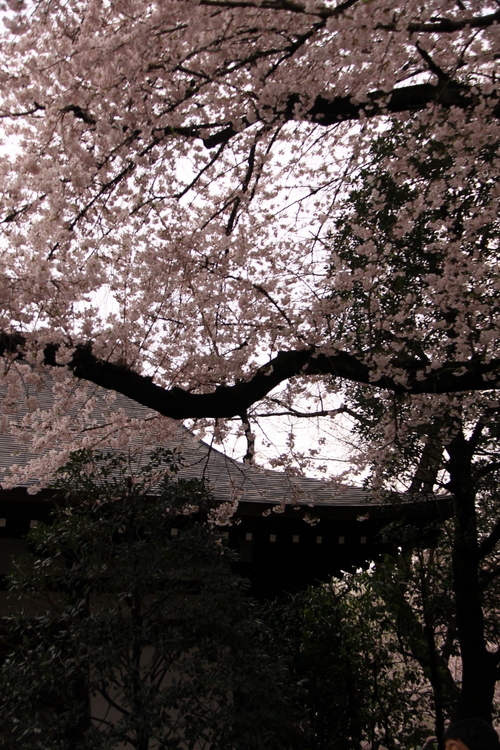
[0,0,498,431]
[0,0,500,723]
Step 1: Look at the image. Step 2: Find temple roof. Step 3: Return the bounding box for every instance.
[0,377,410,510]
[0,378,448,597]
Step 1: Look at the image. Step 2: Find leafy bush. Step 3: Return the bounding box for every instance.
[0,449,296,750]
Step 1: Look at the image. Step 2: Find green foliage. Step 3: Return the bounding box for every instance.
[0,449,295,750]
[324,111,500,725]
[326,113,500,485]
[329,115,500,361]
[261,569,441,750]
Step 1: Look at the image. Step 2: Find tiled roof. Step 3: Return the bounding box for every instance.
[0,378,383,507]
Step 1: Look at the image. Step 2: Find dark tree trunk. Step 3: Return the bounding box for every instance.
[446,429,499,722]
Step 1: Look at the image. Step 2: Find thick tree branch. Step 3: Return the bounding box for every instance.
[200,0,500,33]
[25,79,497,156]
[156,82,486,151]
[203,80,496,148]
[1,334,500,420]
[406,9,500,34]
[409,432,444,494]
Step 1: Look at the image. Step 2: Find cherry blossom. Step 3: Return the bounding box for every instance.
[0,0,496,468]
[0,0,500,722]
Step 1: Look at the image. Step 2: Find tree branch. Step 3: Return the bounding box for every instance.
[203,80,497,148]
[2,333,500,421]
[478,518,500,561]
[199,0,500,34]
[409,432,444,494]
[240,410,256,465]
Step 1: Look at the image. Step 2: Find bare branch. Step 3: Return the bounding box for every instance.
[240,410,256,465]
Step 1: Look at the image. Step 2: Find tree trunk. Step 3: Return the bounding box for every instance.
[447,430,498,722]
